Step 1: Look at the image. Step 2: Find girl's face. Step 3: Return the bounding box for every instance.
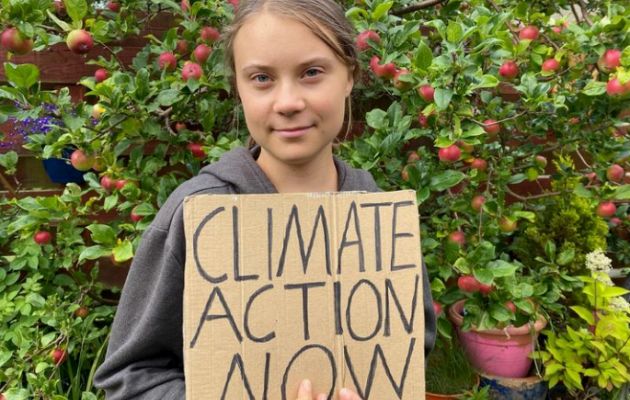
[233,12,354,167]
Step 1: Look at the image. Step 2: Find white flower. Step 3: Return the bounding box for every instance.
[610,297,630,314]
[585,249,612,273]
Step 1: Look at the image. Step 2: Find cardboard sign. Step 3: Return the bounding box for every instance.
[183,190,425,399]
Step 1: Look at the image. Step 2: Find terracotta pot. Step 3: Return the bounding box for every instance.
[448,299,547,378]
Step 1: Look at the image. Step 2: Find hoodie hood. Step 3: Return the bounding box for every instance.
[197,145,378,194]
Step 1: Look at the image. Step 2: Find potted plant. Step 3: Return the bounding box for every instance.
[533,250,630,400]
[445,240,547,379]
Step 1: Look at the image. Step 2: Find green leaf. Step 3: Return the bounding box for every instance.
[468,74,499,91]
[113,240,133,262]
[613,184,630,200]
[556,248,575,266]
[600,286,630,298]
[571,306,595,325]
[64,0,88,23]
[371,1,393,20]
[0,151,19,174]
[79,245,110,262]
[434,88,453,111]
[487,260,518,277]
[429,170,466,191]
[157,89,180,106]
[365,108,387,130]
[446,21,463,43]
[582,80,607,96]
[4,63,40,89]
[46,10,72,32]
[414,41,433,70]
[87,224,116,245]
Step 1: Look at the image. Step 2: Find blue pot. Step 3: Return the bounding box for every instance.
[42,148,86,184]
[480,374,547,400]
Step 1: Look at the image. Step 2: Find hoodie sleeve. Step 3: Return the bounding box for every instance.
[94,209,187,399]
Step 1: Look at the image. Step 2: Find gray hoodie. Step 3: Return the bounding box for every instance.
[94,146,436,399]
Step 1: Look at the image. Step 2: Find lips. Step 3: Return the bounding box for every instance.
[273,125,313,139]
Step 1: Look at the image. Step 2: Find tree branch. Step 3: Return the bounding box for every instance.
[392,0,449,16]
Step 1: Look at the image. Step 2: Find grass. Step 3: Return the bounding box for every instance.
[426,336,478,395]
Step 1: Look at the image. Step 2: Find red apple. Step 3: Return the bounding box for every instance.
[106,1,120,12]
[479,283,494,295]
[115,179,128,190]
[542,58,560,72]
[200,26,220,43]
[458,275,481,293]
[518,25,539,41]
[74,306,89,318]
[470,158,487,171]
[407,151,420,163]
[418,84,435,102]
[158,52,177,71]
[181,0,190,12]
[369,56,396,79]
[483,119,501,135]
[92,157,106,172]
[499,60,519,80]
[0,27,33,55]
[499,216,517,233]
[551,26,562,34]
[51,348,67,366]
[187,143,206,158]
[94,68,108,83]
[597,201,617,218]
[471,195,485,212]
[607,164,625,182]
[176,39,188,55]
[607,78,628,96]
[66,29,93,54]
[130,206,143,222]
[438,145,461,163]
[600,49,621,71]
[175,122,187,132]
[610,217,622,226]
[193,44,212,64]
[448,230,466,247]
[356,30,381,51]
[53,0,66,15]
[401,167,409,182]
[505,301,517,313]
[182,61,203,81]
[100,176,116,191]
[432,301,443,316]
[227,0,239,8]
[393,68,411,90]
[418,113,429,128]
[70,149,94,171]
[33,230,52,245]
[535,155,548,168]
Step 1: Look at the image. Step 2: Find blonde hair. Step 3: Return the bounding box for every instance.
[222,0,359,148]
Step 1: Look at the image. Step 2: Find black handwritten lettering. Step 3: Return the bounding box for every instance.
[190,286,242,348]
[277,205,331,277]
[220,353,256,400]
[245,284,276,343]
[346,279,382,341]
[344,338,416,399]
[234,206,259,281]
[360,202,392,271]
[193,207,228,283]
[337,201,365,273]
[281,344,337,400]
[391,201,416,272]
[384,275,419,336]
[285,282,326,340]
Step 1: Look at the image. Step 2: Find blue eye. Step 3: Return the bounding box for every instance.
[304,68,322,78]
[253,74,270,83]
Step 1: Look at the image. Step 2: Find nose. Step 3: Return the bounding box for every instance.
[272,80,306,116]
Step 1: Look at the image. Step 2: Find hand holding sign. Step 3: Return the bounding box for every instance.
[296,379,361,400]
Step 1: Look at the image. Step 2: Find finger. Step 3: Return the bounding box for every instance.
[316,394,327,400]
[296,379,312,400]
[340,388,362,400]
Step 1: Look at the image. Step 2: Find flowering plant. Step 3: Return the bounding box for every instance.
[533,250,630,398]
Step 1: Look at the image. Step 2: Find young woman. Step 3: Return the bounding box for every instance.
[94,0,436,398]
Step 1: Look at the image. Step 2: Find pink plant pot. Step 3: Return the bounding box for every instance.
[448,300,547,378]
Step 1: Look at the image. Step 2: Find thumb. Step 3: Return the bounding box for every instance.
[297,379,312,400]
[339,388,362,400]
